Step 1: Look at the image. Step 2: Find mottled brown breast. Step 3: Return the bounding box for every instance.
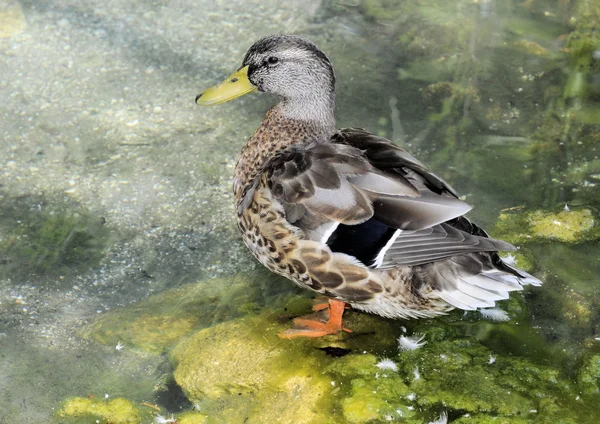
[233,107,323,204]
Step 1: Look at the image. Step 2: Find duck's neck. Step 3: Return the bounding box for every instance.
[278,92,336,131]
[234,95,336,204]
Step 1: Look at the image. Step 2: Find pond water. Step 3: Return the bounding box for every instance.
[1,0,599,423]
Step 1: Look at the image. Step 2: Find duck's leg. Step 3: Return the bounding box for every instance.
[280,299,352,339]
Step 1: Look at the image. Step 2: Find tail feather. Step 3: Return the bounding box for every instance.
[437,290,494,310]
[425,253,543,311]
[455,278,510,301]
[501,263,543,286]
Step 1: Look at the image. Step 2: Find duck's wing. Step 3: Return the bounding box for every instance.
[259,131,513,269]
[328,128,515,267]
[333,127,471,230]
[262,141,422,227]
[334,128,459,197]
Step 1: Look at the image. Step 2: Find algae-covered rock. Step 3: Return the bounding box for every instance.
[176,411,209,424]
[499,250,537,273]
[578,354,600,395]
[161,294,596,423]
[452,415,531,424]
[0,1,27,38]
[170,312,335,423]
[56,396,150,423]
[492,208,598,245]
[394,334,583,422]
[328,354,416,423]
[169,308,410,423]
[81,271,301,354]
[528,209,596,242]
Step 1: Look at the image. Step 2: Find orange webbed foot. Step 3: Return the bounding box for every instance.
[280,299,352,339]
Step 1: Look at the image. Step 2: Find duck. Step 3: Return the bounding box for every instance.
[195,34,542,338]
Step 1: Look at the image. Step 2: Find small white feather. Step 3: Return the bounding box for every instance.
[502,253,517,266]
[479,307,510,322]
[412,366,421,381]
[375,358,398,372]
[398,334,427,351]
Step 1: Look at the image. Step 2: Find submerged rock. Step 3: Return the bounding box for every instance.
[492,208,598,245]
[0,1,27,38]
[578,354,600,395]
[64,268,600,423]
[166,301,593,423]
[55,395,209,424]
[170,312,335,423]
[56,396,149,423]
[81,271,301,354]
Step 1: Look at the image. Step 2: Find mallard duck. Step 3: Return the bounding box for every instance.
[195,34,542,338]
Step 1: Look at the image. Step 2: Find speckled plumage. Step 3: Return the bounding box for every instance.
[203,34,542,322]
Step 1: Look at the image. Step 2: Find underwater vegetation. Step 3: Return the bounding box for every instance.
[60,277,599,423]
[56,396,152,424]
[328,0,600,211]
[81,270,303,354]
[492,207,599,244]
[0,195,110,277]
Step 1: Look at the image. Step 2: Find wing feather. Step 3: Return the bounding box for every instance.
[263,142,424,226]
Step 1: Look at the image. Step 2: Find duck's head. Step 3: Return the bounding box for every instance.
[196,35,336,123]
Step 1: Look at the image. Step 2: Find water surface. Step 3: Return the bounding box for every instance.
[1,0,599,422]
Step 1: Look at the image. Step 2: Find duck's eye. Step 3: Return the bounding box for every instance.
[266,56,279,65]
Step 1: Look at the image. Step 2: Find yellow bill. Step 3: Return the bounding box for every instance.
[195,65,257,106]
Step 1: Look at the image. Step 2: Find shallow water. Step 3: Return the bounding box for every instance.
[1,0,599,423]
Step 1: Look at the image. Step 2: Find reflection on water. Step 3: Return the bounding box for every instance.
[1,0,599,422]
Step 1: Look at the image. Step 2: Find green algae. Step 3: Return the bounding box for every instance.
[56,396,150,424]
[64,265,600,423]
[491,208,598,245]
[328,354,416,423]
[0,196,110,276]
[394,335,584,421]
[55,396,210,424]
[578,354,600,395]
[163,298,596,423]
[175,411,209,424]
[499,250,537,273]
[170,311,336,423]
[81,270,303,354]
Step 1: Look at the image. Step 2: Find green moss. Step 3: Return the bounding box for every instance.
[56,396,148,423]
